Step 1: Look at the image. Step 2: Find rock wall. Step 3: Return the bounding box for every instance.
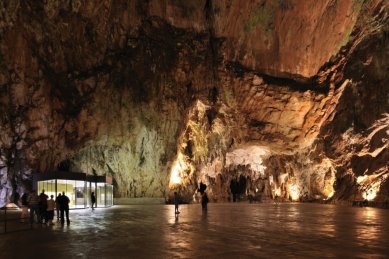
[0,0,388,206]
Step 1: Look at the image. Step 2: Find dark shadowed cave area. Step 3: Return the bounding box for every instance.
[0,0,388,208]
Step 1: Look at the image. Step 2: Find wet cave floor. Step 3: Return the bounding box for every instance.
[1,203,389,258]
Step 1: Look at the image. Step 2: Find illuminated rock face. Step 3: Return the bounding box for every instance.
[0,1,388,206]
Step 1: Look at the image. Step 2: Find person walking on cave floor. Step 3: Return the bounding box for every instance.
[173,192,180,214]
[91,192,96,210]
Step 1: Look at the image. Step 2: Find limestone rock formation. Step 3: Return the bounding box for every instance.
[0,0,388,207]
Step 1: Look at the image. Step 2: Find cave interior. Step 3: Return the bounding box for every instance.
[0,0,388,207]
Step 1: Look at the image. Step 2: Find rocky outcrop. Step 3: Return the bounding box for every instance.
[0,0,388,207]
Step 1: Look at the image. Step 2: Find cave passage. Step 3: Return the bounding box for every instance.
[230,175,247,202]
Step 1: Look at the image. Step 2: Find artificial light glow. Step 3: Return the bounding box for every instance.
[356,175,367,184]
[288,184,300,201]
[170,161,182,185]
[5,203,20,209]
[325,191,335,200]
[169,153,194,188]
[274,186,281,197]
[357,173,388,201]
[362,189,377,201]
[225,145,269,180]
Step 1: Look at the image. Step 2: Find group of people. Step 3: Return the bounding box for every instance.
[20,190,71,225]
[20,190,97,225]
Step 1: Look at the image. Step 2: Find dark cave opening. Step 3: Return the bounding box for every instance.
[229,175,247,202]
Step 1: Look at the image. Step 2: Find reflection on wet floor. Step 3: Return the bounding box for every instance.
[0,203,389,258]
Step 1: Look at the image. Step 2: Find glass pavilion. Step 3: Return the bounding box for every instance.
[33,171,113,209]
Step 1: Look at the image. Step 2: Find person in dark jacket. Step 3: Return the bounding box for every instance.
[173,192,180,214]
[20,192,29,223]
[59,192,70,225]
[201,191,209,211]
[27,190,40,223]
[38,190,48,223]
[91,192,96,210]
[55,193,62,221]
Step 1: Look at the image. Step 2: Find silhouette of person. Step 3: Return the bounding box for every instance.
[20,192,29,223]
[38,190,48,223]
[173,192,180,214]
[59,191,70,225]
[55,193,62,221]
[27,190,40,224]
[201,191,209,211]
[91,192,96,210]
[13,191,20,206]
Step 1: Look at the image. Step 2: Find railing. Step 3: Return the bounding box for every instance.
[0,207,33,234]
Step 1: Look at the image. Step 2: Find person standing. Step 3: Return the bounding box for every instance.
[38,190,48,224]
[91,192,96,210]
[55,193,62,221]
[27,190,40,224]
[20,192,29,223]
[59,191,70,225]
[201,191,209,211]
[46,195,55,225]
[173,192,180,214]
